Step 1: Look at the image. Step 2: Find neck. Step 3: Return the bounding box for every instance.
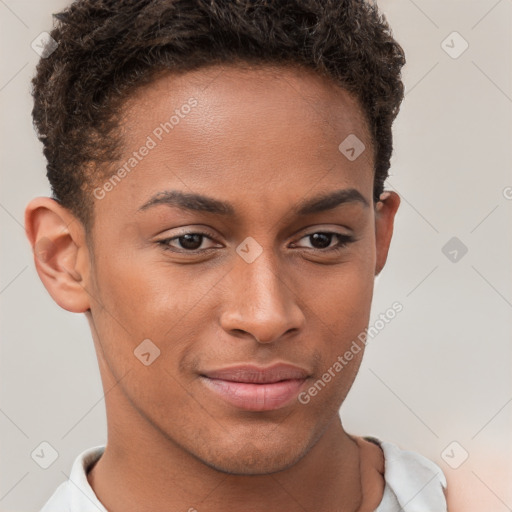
[87,383,366,512]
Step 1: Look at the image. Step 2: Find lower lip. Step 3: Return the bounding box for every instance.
[200,376,307,411]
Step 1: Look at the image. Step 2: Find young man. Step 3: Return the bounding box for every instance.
[26,1,448,510]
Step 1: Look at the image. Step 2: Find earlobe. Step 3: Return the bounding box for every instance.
[24,197,91,313]
[374,191,400,276]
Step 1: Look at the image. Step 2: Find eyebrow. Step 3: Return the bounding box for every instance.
[138,187,369,216]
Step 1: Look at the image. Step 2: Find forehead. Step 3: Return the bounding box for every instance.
[92,64,374,223]
[122,63,371,147]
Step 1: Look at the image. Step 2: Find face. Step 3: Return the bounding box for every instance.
[78,64,398,474]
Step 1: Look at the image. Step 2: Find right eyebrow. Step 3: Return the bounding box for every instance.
[138,190,235,216]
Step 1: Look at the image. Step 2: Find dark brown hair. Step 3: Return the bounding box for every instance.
[31,0,406,229]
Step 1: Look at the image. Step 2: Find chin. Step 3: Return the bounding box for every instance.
[202,451,302,476]
[196,435,311,476]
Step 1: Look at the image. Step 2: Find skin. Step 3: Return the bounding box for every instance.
[25,64,400,512]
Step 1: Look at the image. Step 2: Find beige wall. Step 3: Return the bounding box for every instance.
[0,1,510,510]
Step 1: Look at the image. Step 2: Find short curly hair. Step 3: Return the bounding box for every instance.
[31,0,406,229]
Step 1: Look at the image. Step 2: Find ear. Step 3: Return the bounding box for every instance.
[24,197,91,313]
[374,191,400,276]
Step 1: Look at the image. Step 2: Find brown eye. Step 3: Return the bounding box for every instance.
[175,234,204,250]
[157,231,221,253]
[293,232,356,252]
[308,233,333,249]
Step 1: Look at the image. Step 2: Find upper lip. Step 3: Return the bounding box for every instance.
[201,363,310,384]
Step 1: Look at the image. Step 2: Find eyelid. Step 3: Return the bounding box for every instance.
[291,230,355,249]
[156,226,355,254]
[290,223,352,242]
[156,228,222,252]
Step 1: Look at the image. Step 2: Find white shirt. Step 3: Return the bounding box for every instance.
[40,437,447,511]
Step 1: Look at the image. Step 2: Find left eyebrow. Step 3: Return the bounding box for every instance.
[137,187,369,217]
[294,188,370,215]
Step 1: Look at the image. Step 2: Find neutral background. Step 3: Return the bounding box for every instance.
[1,1,511,511]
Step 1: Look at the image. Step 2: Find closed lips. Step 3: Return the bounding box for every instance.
[201,364,310,384]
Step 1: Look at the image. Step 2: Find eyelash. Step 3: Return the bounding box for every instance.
[157,231,356,255]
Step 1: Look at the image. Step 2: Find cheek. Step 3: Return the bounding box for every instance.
[304,256,374,327]
[90,246,188,324]
[88,248,227,364]
[302,257,374,389]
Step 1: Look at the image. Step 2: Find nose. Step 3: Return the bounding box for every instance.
[219,249,305,344]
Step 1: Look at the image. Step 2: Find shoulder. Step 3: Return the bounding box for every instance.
[39,482,71,512]
[39,445,106,512]
[365,436,448,512]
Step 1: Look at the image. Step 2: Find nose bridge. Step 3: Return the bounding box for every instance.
[241,248,286,308]
[220,243,304,342]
